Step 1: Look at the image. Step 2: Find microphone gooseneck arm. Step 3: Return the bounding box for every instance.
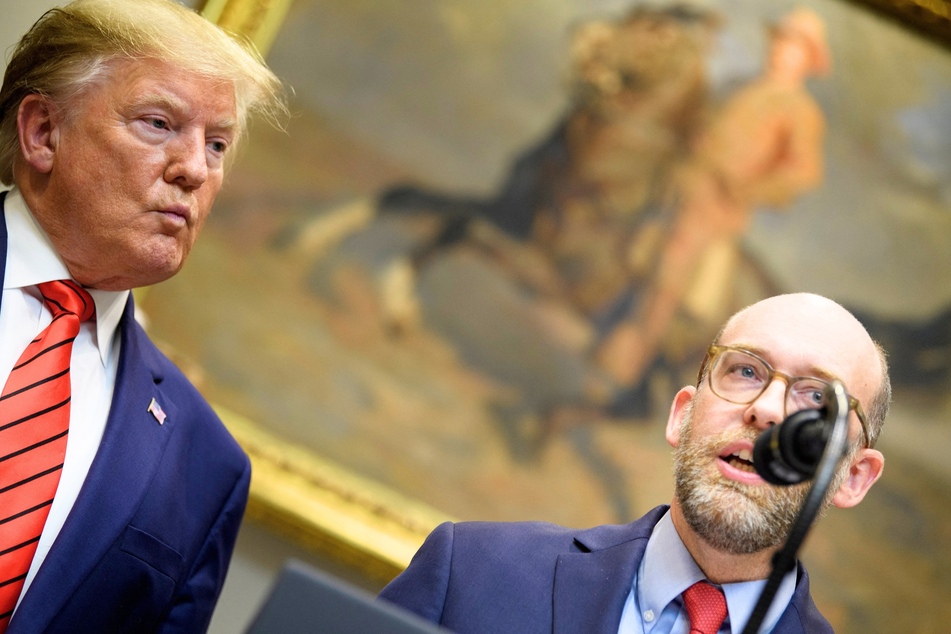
[741,381,851,634]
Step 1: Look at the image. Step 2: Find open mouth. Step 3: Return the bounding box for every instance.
[721,448,756,473]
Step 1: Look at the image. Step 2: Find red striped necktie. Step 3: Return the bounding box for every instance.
[0,280,95,632]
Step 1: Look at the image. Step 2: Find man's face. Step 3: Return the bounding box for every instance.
[666,294,881,554]
[671,401,854,554]
[28,58,237,290]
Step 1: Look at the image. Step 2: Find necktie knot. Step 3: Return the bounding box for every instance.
[37,280,95,322]
[683,581,728,634]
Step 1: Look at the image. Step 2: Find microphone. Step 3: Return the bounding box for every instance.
[752,381,848,485]
[752,408,829,485]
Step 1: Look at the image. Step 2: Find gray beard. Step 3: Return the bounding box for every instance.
[673,408,828,555]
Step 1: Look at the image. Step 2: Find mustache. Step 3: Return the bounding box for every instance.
[681,421,761,449]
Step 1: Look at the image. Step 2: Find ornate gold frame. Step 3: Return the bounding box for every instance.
[199,0,295,57]
[194,0,950,582]
[846,0,951,45]
[216,406,450,583]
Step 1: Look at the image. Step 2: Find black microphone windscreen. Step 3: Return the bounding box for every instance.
[752,408,828,485]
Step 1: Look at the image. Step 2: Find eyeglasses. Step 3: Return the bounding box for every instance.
[700,344,871,448]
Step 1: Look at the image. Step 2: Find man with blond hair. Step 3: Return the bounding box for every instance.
[0,1,284,631]
[381,293,889,633]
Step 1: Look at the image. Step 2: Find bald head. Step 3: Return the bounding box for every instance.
[715,293,890,446]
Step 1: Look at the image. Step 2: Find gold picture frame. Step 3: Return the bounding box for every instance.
[200,0,295,57]
[217,405,449,583]
[848,0,951,46]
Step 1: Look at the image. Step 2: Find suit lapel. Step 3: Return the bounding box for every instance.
[552,540,647,634]
[552,506,665,634]
[12,298,176,632]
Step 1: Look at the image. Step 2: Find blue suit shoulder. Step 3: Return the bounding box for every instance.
[379,519,581,627]
[380,507,668,631]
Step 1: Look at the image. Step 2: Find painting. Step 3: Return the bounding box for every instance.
[145,0,951,628]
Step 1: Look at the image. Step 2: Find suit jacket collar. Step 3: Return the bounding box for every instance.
[552,506,667,634]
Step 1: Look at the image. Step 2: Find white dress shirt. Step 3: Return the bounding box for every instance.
[617,510,797,634]
[1,188,129,607]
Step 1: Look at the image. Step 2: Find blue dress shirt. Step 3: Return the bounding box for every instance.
[617,511,796,634]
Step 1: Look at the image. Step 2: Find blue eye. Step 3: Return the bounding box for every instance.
[790,379,829,409]
[726,363,761,381]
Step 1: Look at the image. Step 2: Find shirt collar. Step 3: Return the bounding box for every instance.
[638,509,797,634]
[639,510,706,621]
[4,187,129,366]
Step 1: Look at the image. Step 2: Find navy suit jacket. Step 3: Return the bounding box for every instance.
[379,505,833,633]
[1,192,251,633]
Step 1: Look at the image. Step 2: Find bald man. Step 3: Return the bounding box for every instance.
[379,293,889,634]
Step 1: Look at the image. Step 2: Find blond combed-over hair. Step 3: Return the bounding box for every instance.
[0,0,286,185]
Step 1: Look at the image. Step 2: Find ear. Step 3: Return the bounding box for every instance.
[17,93,60,174]
[665,386,696,448]
[831,448,884,509]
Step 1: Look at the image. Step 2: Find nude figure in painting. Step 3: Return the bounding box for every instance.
[596,7,831,391]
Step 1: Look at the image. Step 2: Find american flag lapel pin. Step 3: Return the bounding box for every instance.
[148,397,167,425]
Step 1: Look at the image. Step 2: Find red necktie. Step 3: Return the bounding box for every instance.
[683,580,728,634]
[0,280,94,631]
